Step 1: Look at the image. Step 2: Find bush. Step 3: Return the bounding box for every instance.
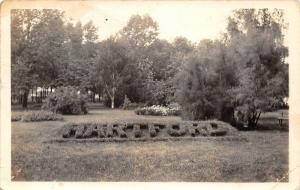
[122,95,131,109]
[135,105,181,116]
[121,95,140,110]
[148,124,157,137]
[21,111,63,122]
[167,124,187,136]
[42,86,88,115]
[60,120,237,140]
[133,124,142,138]
[174,52,237,121]
[11,112,22,122]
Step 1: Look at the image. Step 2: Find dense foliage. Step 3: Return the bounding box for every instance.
[42,86,88,115]
[12,9,288,128]
[175,9,288,128]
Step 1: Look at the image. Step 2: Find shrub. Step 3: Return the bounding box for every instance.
[96,124,106,138]
[121,95,139,110]
[21,111,63,122]
[82,123,107,138]
[148,124,157,137]
[115,124,127,138]
[62,123,77,138]
[60,120,236,140]
[167,102,182,116]
[82,123,98,138]
[133,124,142,138]
[174,52,237,121]
[74,125,85,138]
[42,86,88,115]
[122,95,131,109]
[188,127,196,136]
[106,124,114,137]
[167,124,187,136]
[11,112,22,122]
[135,105,181,116]
[167,102,181,109]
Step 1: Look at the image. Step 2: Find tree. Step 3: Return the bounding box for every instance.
[11,9,68,108]
[94,38,129,108]
[146,39,173,81]
[120,14,159,48]
[29,10,68,87]
[225,9,288,129]
[174,40,234,120]
[166,37,195,104]
[11,9,41,108]
[56,20,99,103]
[175,9,288,126]
[81,22,100,100]
[116,14,163,104]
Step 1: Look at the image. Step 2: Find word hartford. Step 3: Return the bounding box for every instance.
[62,121,234,139]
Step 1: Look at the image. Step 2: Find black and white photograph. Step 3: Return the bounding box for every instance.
[1,0,300,189]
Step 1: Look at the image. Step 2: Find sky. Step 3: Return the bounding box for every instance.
[63,1,236,43]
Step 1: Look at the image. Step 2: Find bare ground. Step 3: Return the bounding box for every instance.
[11,109,288,182]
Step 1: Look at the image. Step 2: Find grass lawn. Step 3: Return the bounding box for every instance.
[11,109,289,182]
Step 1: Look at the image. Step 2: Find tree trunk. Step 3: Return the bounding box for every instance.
[31,88,34,102]
[111,96,115,109]
[19,93,22,105]
[35,87,38,103]
[92,92,95,103]
[111,87,116,109]
[22,90,29,109]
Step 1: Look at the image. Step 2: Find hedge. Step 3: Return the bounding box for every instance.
[21,111,63,122]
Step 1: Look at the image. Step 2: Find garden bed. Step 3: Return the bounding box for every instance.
[12,109,288,181]
[135,105,181,116]
[53,120,239,142]
[11,111,63,122]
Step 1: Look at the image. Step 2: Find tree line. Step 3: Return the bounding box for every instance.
[11,9,288,128]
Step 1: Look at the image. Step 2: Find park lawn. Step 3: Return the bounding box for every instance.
[11,109,288,182]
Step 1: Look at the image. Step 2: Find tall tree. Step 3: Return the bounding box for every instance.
[94,38,129,108]
[81,21,99,96]
[174,39,234,120]
[175,9,288,125]
[11,9,67,108]
[120,14,159,48]
[115,14,160,104]
[60,21,99,94]
[225,9,288,128]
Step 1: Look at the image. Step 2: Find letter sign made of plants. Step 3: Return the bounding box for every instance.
[55,120,244,142]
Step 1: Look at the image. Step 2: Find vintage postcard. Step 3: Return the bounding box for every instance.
[1,0,300,190]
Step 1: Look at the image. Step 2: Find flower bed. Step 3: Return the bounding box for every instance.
[12,111,64,122]
[135,105,181,116]
[57,120,240,142]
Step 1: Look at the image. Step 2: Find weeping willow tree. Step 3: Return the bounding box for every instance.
[175,9,288,129]
[226,9,288,129]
